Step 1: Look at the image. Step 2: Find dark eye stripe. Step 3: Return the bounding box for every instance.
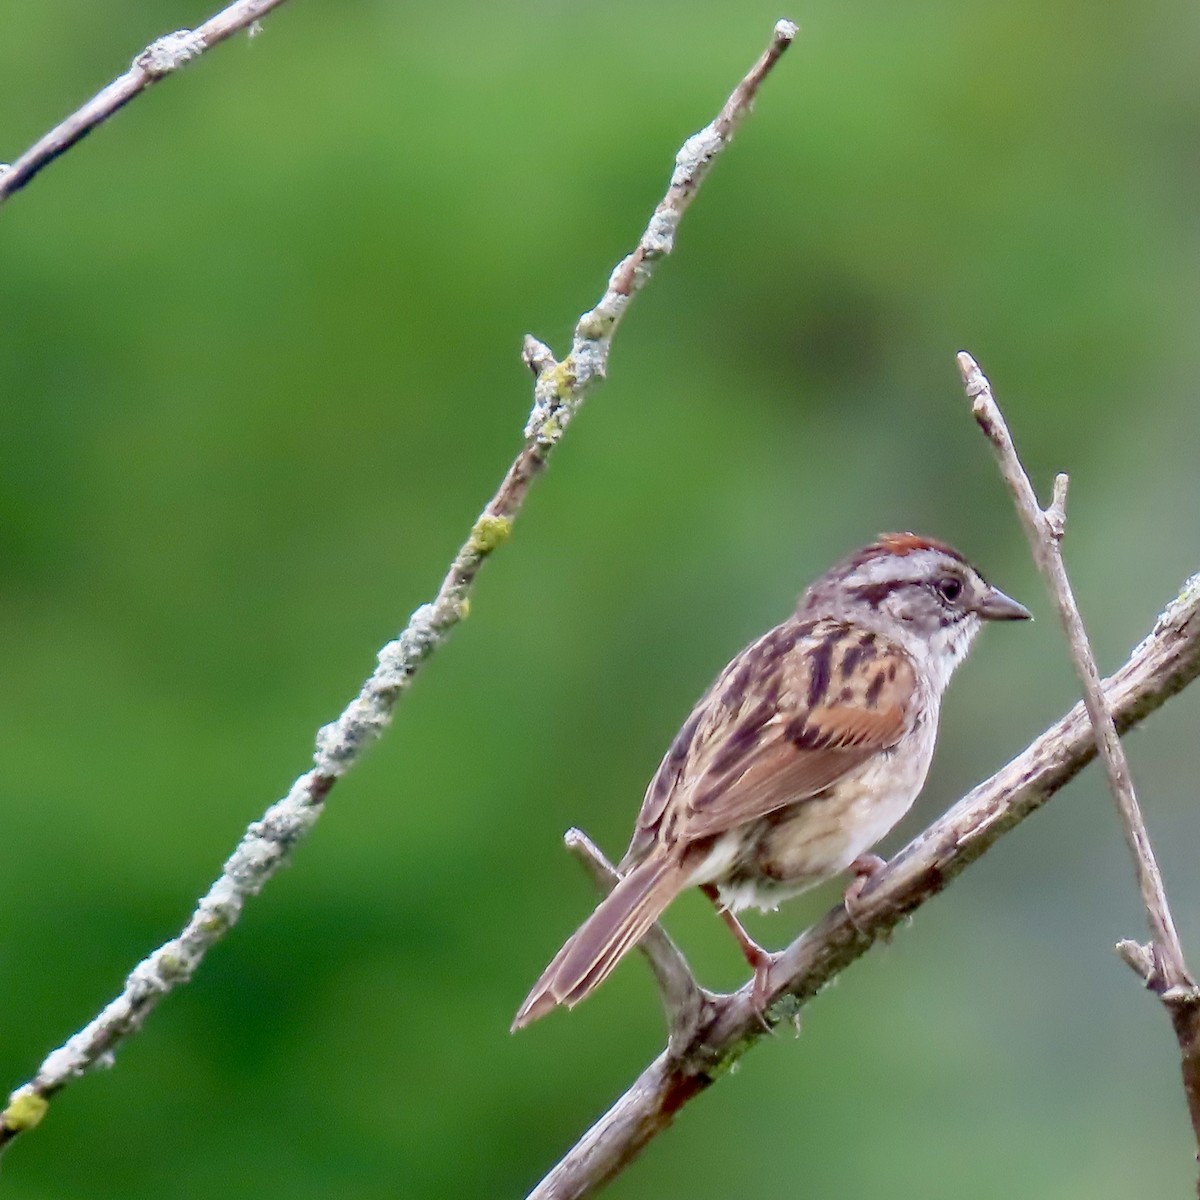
[846,580,910,609]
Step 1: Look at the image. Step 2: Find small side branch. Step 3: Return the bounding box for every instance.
[564,830,717,1051]
[0,17,797,1155]
[0,0,291,207]
[957,351,1200,1179]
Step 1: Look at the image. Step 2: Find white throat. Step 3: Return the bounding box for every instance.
[916,613,981,694]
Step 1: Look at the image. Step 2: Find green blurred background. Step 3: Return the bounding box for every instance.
[2,1,1199,1196]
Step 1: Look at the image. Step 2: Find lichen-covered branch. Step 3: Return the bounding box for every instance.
[521,18,799,445]
[0,0,292,207]
[525,570,1200,1200]
[0,17,798,1153]
[958,351,1200,1189]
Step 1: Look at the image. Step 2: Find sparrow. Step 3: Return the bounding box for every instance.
[512,533,1029,1030]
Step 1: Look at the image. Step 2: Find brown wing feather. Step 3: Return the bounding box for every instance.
[627,620,804,855]
[633,618,918,846]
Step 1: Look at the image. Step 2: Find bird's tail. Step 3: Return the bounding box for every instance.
[511,852,689,1031]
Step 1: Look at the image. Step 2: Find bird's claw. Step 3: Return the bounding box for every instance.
[843,854,887,933]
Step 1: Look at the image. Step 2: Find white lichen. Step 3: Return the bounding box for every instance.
[136,30,203,77]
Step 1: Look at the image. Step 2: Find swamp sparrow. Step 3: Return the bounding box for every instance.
[512,533,1029,1029]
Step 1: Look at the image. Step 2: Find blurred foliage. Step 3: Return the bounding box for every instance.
[1,1,1199,1196]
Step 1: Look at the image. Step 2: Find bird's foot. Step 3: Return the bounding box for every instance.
[701,884,783,1029]
[843,854,887,932]
[745,944,785,1024]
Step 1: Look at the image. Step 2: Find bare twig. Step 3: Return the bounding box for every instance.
[526,571,1200,1200]
[0,18,798,1153]
[957,352,1186,974]
[0,0,293,207]
[563,830,718,1051]
[957,351,1200,1181]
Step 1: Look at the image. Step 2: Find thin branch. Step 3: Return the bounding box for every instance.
[521,17,799,440]
[0,17,798,1152]
[0,0,291,207]
[957,350,1200,1180]
[526,570,1200,1200]
[564,830,718,1052]
[957,352,1186,976]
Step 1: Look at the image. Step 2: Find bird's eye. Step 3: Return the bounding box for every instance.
[937,576,963,603]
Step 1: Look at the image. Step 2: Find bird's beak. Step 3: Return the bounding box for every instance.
[976,585,1032,621]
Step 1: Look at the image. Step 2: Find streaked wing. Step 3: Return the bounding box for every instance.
[636,619,918,845]
[632,620,803,843]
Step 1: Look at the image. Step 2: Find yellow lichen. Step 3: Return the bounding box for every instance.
[549,358,577,398]
[469,515,513,555]
[3,1089,48,1133]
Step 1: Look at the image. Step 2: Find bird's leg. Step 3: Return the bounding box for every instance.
[700,884,782,1013]
[843,853,887,931]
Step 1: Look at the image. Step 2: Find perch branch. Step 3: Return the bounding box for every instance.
[957,351,1200,1176]
[525,570,1200,1200]
[0,17,798,1152]
[0,0,292,207]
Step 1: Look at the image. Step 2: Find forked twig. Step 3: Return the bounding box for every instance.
[958,351,1200,1183]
